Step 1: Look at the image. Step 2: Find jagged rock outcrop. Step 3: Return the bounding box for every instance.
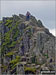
[0,12,55,74]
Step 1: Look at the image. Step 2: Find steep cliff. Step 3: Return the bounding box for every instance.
[0,13,55,74]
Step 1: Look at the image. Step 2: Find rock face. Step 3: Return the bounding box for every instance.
[36,32,55,57]
[0,12,55,74]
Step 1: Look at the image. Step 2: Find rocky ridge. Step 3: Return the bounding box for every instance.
[0,12,55,74]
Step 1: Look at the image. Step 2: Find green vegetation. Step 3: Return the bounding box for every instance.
[8,24,12,28]
[37,20,44,27]
[35,61,42,65]
[5,19,12,26]
[16,21,21,25]
[5,52,15,56]
[1,18,34,73]
[1,65,8,72]
[16,56,21,59]
[10,63,17,70]
[2,20,21,52]
[9,41,16,48]
[10,59,19,64]
[10,56,21,70]
[5,32,10,42]
[31,56,36,63]
[24,26,32,31]
[24,67,36,73]
[13,29,20,40]
[43,54,48,58]
[0,21,2,23]
[2,31,10,46]
[17,37,23,43]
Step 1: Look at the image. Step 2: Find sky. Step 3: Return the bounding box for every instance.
[0,0,56,36]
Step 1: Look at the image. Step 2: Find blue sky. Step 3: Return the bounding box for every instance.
[0,0,56,36]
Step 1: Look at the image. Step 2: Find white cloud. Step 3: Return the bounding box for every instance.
[49,29,56,36]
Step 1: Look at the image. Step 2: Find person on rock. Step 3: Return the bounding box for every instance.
[26,11,30,21]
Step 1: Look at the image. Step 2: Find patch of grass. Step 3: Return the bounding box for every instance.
[8,41,16,48]
[13,29,20,40]
[10,56,21,64]
[10,56,21,70]
[8,24,12,28]
[24,67,36,73]
[2,32,10,46]
[5,19,12,26]
[5,52,15,56]
[0,21,2,24]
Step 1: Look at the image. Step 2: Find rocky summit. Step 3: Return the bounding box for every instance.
[0,12,55,74]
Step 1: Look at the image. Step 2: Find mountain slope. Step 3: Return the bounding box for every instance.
[0,13,55,74]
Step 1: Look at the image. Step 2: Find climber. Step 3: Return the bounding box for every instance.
[26,11,30,21]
